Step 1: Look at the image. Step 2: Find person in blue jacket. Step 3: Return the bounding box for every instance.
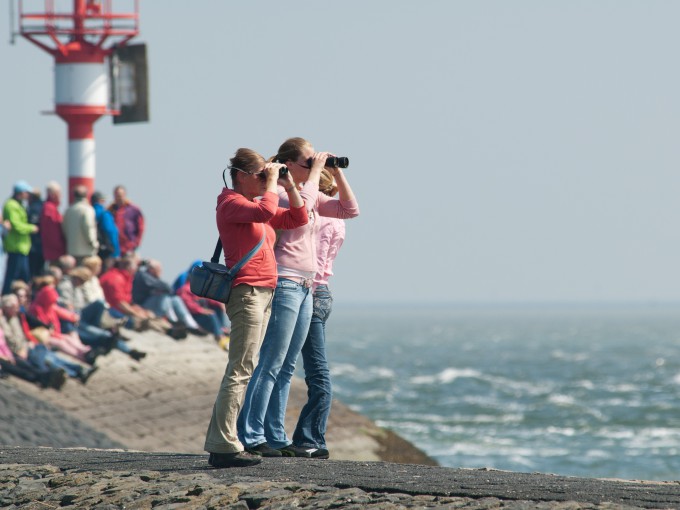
[91,191,120,268]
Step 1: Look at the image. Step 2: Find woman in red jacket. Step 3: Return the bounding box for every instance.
[203,148,308,469]
[29,278,101,365]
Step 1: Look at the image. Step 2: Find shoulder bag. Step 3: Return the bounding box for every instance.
[189,226,265,303]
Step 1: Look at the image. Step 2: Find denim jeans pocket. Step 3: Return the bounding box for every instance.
[312,294,333,321]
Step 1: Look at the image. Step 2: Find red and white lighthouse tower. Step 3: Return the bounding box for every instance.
[17,0,142,203]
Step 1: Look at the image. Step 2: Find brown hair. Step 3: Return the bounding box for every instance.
[32,275,56,290]
[229,148,265,186]
[274,137,311,164]
[319,169,338,197]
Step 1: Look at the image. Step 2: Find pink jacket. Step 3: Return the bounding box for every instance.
[314,216,346,290]
[0,328,15,363]
[276,181,359,275]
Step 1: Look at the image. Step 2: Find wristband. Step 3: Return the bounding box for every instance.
[285,185,296,193]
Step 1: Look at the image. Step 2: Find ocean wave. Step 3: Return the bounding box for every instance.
[410,368,482,385]
[330,363,396,381]
[551,350,590,362]
[548,394,576,406]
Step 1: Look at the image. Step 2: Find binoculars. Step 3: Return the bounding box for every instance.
[257,166,288,180]
[309,156,349,168]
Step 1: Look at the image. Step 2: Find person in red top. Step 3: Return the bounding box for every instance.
[100,256,154,329]
[39,182,67,266]
[29,277,98,364]
[204,148,308,469]
[108,186,145,255]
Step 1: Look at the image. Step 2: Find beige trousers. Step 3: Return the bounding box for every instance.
[204,284,274,453]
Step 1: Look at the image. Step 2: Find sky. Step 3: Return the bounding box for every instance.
[2,0,680,305]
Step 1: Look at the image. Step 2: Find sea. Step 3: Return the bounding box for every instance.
[321,304,680,481]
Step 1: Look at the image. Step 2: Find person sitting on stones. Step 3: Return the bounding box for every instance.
[28,276,105,365]
[79,256,135,332]
[62,266,146,362]
[0,307,66,389]
[132,259,206,339]
[100,256,156,333]
[10,280,31,312]
[1,293,96,384]
[49,254,77,313]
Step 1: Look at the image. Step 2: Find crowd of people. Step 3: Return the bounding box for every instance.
[0,181,230,390]
[1,135,359,469]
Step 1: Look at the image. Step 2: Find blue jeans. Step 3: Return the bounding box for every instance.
[292,285,333,449]
[193,311,222,337]
[143,294,199,329]
[2,253,30,295]
[28,344,83,378]
[237,277,313,449]
[78,323,131,354]
[80,300,107,327]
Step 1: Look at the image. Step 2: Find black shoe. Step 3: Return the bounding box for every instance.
[79,365,98,384]
[246,443,283,457]
[84,346,107,365]
[167,324,188,340]
[104,336,118,353]
[188,327,209,337]
[277,445,312,457]
[208,451,262,468]
[299,447,330,459]
[114,331,131,342]
[128,349,146,361]
[48,369,67,390]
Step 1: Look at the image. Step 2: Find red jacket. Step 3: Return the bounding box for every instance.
[100,267,133,313]
[29,285,78,336]
[39,199,66,262]
[216,189,308,289]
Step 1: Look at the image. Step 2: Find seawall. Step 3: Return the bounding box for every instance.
[0,329,434,465]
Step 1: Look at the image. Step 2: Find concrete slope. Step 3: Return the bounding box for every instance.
[3,330,435,465]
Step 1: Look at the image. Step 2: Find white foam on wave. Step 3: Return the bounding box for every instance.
[331,363,395,381]
[673,373,680,385]
[551,349,590,362]
[548,394,576,406]
[410,367,481,385]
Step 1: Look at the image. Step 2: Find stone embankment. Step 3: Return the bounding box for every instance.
[0,329,434,464]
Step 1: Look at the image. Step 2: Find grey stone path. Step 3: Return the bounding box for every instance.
[1,446,679,509]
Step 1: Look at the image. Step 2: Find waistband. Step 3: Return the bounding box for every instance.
[279,276,313,288]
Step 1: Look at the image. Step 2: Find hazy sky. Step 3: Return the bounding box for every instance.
[2,1,680,305]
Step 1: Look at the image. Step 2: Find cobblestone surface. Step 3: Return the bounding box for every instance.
[0,463,650,510]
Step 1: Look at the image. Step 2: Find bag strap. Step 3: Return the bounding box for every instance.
[211,225,267,274]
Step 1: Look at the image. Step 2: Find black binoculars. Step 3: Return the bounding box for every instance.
[257,166,288,180]
[308,156,349,168]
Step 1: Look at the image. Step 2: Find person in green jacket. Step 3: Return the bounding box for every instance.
[2,181,39,295]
